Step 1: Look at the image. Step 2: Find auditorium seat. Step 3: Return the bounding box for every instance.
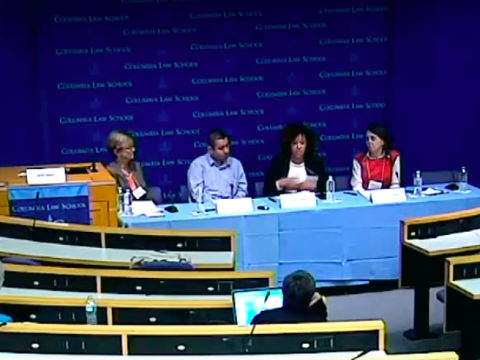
[421,171,460,185]
[436,289,446,303]
[335,175,350,191]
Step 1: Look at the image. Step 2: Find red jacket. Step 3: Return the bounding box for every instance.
[355,150,400,189]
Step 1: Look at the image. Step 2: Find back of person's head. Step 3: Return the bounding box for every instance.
[282,270,316,312]
[367,123,393,151]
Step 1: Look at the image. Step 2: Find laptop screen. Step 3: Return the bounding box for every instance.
[232,287,283,326]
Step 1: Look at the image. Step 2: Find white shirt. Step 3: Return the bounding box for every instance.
[287,161,307,182]
[351,154,401,191]
[276,162,307,192]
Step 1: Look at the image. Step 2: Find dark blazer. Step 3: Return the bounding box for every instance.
[108,161,163,204]
[251,299,327,325]
[264,154,328,196]
[107,161,147,191]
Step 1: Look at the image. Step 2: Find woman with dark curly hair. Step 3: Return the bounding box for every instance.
[264,123,328,196]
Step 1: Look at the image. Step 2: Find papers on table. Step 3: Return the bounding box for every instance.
[131,201,164,217]
[423,187,443,196]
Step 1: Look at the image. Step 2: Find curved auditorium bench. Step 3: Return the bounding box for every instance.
[0,353,459,360]
[0,321,384,355]
[0,239,232,269]
[0,215,236,269]
[400,207,480,340]
[3,264,274,294]
[0,288,234,325]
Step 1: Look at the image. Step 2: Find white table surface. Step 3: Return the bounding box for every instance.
[408,229,480,253]
[0,237,233,266]
[451,278,480,297]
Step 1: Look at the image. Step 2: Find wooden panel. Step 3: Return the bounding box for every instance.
[91,183,118,227]
[0,163,118,227]
[91,201,108,227]
[0,188,8,209]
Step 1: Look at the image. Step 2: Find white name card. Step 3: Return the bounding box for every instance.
[280,191,317,209]
[216,197,254,215]
[26,167,67,185]
[370,188,407,205]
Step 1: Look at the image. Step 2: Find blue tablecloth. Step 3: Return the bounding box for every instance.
[123,185,480,286]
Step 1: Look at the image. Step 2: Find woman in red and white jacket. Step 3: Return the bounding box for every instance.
[351,123,401,191]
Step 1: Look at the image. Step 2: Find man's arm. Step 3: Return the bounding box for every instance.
[234,161,248,198]
[187,160,204,202]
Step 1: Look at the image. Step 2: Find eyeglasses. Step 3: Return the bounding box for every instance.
[116,146,135,152]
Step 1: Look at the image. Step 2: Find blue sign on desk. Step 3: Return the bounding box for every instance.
[9,184,90,224]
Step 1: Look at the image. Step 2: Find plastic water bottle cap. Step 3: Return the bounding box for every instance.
[416,170,421,177]
[328,176,333,180]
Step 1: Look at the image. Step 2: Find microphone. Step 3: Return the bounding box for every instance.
[90,161,98,173]
[351,349,372,360]
[30,191,40,242]
[245,290,271,353]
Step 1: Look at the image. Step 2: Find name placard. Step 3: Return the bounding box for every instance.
[26,168,67,185]
[370,188,407,204]
[216,197,254,215]
[280,191,317,209]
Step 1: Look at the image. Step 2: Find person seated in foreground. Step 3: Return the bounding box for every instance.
[251,270,327,324]
[264,123,327,196]
[106,130,161,203]
[187,128,248,202]
[351,123,401,192]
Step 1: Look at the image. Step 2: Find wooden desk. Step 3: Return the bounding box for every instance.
[0,238,234,269]
[0,287,233,325]
[0,352,460,360]
[0,163,117,227]
[4,264,274,295]
[0,320,384,355]
[445,255,480,360]
[400,207,480,340]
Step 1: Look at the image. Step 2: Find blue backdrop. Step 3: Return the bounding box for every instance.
[4,0,475,203]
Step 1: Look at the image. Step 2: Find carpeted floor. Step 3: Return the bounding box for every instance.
[327,287,460,353]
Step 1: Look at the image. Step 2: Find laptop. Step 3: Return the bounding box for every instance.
[232,287,283,326]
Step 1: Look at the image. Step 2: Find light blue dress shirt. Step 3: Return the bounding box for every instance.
[187,153,248,202]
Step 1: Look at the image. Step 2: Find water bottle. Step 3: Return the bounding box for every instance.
[413,171,423,197]
[123,189,133,215]
[117,187,123,214]
[85,295,98,325]
[460,166,468,193]
[196,186,205,213]
[326,176,335,202]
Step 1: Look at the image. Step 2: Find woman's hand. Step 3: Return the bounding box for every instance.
[298,179,317,191]
[277,177,300,190]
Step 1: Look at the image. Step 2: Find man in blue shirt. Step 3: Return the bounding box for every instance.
[188,129,248,202]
